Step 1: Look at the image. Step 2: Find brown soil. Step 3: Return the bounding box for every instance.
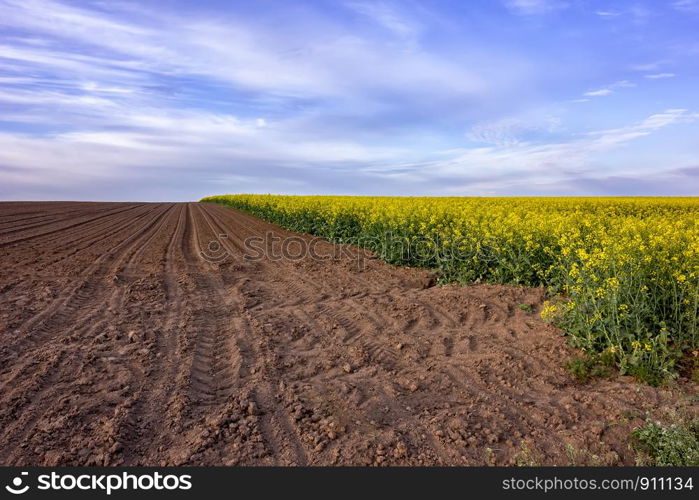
[0,202,696,466]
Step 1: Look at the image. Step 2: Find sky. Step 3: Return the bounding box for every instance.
[0,0,698,200]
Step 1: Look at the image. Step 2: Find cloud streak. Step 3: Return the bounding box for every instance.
[582,80,635,97]
[644,73,676,79]
[440,109,696,182]
[584,89,613,97]
[673,0,699,13]
[596,10,621,18]
[503,0,568,16]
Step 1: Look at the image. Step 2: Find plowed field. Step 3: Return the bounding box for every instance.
[0,202,695,466]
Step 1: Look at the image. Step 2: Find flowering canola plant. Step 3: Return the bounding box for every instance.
[202,195,699,384]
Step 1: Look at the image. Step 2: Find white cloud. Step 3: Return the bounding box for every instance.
[468,113,561,147]
[584,88,613,96]
[0,87,410,177]
[503,0,568,15]
[429,109,697,188]
[583,80,635,97]
[469,118,526,147]
[596,10,621,17]
[610,80,635,88]
[644,73,675,79]
[346,1,422,41]
[0,104,695,198]
[0,0,545,199]
[635,108,697,129]
[0,0,497,104]
[629,61,667,71]
[82,82,136,94]
[672,0,699,12]
[0,87,118,109]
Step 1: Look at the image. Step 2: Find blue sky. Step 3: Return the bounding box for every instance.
[0,0,698,200]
